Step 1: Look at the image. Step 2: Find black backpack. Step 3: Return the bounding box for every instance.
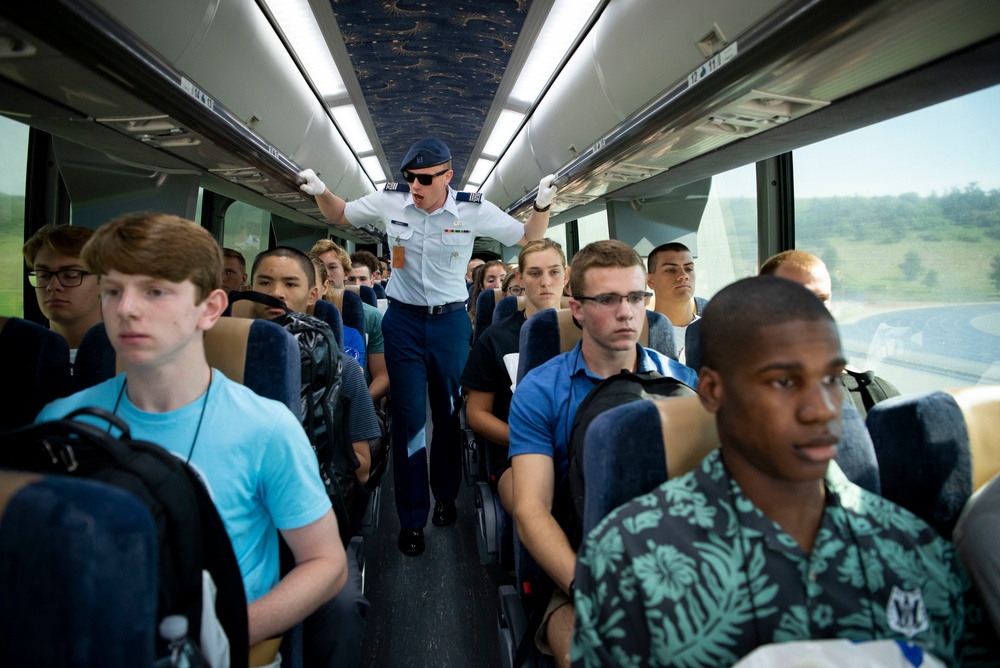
[559,370,697,549]
[0,407,249,665]
[841,368,900,418]
[230,291,365,545]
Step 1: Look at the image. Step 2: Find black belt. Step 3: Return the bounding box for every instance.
[389,299,466,316]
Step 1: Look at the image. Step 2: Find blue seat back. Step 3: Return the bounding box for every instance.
[582,399,880,536]
[0,317,72,426]
[685,319,703,372]
[493,295,573,328]
[372,282,386,300]
[73,322,118,391]
[473,288,502,343]
[866,390,976,539]
[312,299,345,350]
[517,307,664,384]
[75,320,301,418]
[329,287,366,334]
[582,400,672,534]
[204,318,301,417]
[493,295,525,324]
[0,471,157,667]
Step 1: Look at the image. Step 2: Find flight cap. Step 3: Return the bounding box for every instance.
[400,138,451,171]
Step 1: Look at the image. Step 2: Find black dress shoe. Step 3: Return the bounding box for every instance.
[432,500,457,527]
[398,528,425,556]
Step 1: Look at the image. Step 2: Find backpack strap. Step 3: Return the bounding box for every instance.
[229,290,291,315]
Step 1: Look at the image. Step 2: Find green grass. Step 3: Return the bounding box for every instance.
[0,203,25,317]
[825,237,1000,302]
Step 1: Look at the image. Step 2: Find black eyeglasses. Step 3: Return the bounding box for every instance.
[28,269,91,288]
[401,168,449,186]
[575,291,652,310]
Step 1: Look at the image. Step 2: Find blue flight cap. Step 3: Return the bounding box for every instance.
[400,138,451,171]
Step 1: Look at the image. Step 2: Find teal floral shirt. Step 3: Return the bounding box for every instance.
[572,450,970,667]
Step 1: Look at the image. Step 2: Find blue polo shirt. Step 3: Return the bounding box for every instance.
[344,186,524,306]
[508,341,699,487]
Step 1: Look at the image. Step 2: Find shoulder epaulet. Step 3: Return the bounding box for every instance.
[455,191,483,204]
[383,182,410,193]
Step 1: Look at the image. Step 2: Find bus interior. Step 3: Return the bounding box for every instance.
[1,0,999,666]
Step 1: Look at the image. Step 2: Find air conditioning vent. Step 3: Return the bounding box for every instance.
[695,90,828,137]
[600,162,665,182]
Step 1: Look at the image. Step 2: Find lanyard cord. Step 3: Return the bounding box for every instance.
[110,370,213,465]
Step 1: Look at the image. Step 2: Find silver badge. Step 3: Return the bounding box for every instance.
[886,585,929,638]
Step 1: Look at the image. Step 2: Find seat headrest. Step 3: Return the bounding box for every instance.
[229,300,257,319]
[326,288,345,311]
[948,386,1000,491]
[204,318,251,384]
[556,309,583,353]
[654,395,718,478]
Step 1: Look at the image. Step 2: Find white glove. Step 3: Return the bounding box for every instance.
[535,174,557,210]
[298,169,327,197]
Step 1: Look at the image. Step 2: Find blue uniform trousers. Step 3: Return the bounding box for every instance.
[382,304,470,529]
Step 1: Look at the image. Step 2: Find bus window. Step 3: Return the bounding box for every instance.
[694,163,758,299]
[794,83,1000,392]
[544,218,568,253]
[578,210,609,249]
[222,201,270,272]
[0,116,29,318]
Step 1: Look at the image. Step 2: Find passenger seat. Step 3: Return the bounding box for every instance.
[0,316,72,426]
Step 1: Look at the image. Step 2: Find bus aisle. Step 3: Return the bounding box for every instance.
[362,434,507,667]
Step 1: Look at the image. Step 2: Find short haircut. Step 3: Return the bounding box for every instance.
[700,275,835,373]
[350,250,379,276]
[517,238,566,273]
[23,225,95,268]
[251,246,316,289]
[223,247,247,273]
[647,242,692,274]
[759,249,825,276]
[311,238,352,272]
[569,239,644,297]
[81,213,221,302]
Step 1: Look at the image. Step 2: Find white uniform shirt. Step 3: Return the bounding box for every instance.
[345,186,524,306]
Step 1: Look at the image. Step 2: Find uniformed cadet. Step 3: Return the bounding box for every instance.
[298,138,557,556]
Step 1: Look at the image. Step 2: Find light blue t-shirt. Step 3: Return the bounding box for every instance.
[36,370,332,603]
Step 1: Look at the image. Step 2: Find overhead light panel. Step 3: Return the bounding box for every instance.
[468,158,495,186]
[264,0,347,99]
[509,0,601,107]
[483,109,525,157]
[331,105,373,154]
[361,155,386,183]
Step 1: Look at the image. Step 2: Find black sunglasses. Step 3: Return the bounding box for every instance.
[401,168,449,186]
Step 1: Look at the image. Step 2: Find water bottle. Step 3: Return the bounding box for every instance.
[154,615,206,668]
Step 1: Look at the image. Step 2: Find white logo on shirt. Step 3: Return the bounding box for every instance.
[886,585,929,638]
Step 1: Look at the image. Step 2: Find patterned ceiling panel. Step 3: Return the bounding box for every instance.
[329,0,532,183]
